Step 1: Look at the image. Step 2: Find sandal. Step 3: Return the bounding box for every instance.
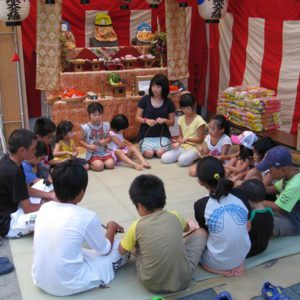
[214,291,233,300]
[261,282,290,300]
[0,260,14,275]
[0,257,9,264]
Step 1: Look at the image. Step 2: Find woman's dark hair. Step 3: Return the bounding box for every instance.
[179,93,196,109]
[52,159,88,203]
[55,121,74,143]
[8,129,36,154]
[35,141,48,158]
[110,114,129,132]
[149,74,169,100]
[253,137,276,157]
[87,102,103,115]
[239,145,254,161]
[33,117,56,137]
[211,114,230,135]
[197,156,233,201]
[129,174,166,211]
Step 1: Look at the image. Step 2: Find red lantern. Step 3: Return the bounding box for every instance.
[120,0,131,9]
[198,0,228,23]
[0,0,30,26]
[146,0,163,9]
[177,0,188,7]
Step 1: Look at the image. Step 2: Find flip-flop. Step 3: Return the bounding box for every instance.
[261,282,290,300]
[0,257,9,264]
[214,291,233,300]
[0,261,14,275]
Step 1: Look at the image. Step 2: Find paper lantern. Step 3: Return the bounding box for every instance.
[0,0,30,26]
[198,0,228,23]
[146,0,163,9]
[120,0,131,9]
[177,0,188,7]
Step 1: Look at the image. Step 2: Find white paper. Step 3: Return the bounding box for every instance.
[29,179,54,204]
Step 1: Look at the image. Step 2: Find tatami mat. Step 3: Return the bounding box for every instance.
[8,159,300,300]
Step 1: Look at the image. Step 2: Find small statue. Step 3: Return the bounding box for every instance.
[61,21,76,50]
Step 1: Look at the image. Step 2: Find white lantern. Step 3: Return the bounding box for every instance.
[146,0,163,9]
[198,0,228,23]
[0,0,30,26]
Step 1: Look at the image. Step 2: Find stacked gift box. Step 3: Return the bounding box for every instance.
[217,86,281,132]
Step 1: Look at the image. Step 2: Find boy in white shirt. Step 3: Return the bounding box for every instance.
[32,159,127,296]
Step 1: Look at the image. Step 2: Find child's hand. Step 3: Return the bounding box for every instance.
[89,144,98,152]
[156,117,166,125]
[99,138,108,146]
[146,119,157,127]
[172,141,181,149]
[196,145,207,156]
[107,221,124,233]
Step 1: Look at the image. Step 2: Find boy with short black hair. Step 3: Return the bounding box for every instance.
[33,117,57,166]
[257,146,300,236]
[0,129,41,238]
[118,174,207,293]
[79,102,114,172]
[22,140,54,201]
[240,178,274,257]
[32,159,126,296]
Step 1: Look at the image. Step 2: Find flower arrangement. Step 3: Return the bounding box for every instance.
[150,31,167,57]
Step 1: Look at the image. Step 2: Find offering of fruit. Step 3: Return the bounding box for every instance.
[62,89,85,98]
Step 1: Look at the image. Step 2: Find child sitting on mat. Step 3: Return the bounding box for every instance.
[54,120,88,169]
[32,159,128,296]
[225,131,258,183]
[256,146,300,236]
[107,114,151,170]
[240,178,273,257]
[161,93,206,167]
[194,156,251,277]
[79,103,114,172]
[189,114,231,176]
[118,174,207,293]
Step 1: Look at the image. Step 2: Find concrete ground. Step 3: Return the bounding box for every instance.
[1,159,300,300]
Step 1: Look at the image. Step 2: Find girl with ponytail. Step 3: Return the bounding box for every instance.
[194,156,251,277]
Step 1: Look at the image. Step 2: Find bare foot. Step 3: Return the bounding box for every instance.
[133,164,143,171]
[142,162,151,169]
[231,263,245,276]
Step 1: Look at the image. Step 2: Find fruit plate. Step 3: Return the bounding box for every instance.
[61,96,86,103]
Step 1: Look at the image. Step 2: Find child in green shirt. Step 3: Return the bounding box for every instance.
[257,146,300,236]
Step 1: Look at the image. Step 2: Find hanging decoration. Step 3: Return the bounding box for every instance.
[11,52,20,62]
[197,0,228,23]
[0,0,30,26]
[146,0,163,9]
[120,0,131,9]
[177,0,188,7]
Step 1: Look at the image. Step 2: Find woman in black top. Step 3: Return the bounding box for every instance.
[135,74,175,159]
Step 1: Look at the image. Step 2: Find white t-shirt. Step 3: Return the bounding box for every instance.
[32,201,115,296]
[200,193,251,270]
[204,134,231,157]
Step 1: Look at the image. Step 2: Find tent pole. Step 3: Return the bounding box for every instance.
[203,23,210,119]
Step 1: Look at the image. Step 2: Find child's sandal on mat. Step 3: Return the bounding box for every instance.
[261,282,290,300]
[214,291,233,300]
